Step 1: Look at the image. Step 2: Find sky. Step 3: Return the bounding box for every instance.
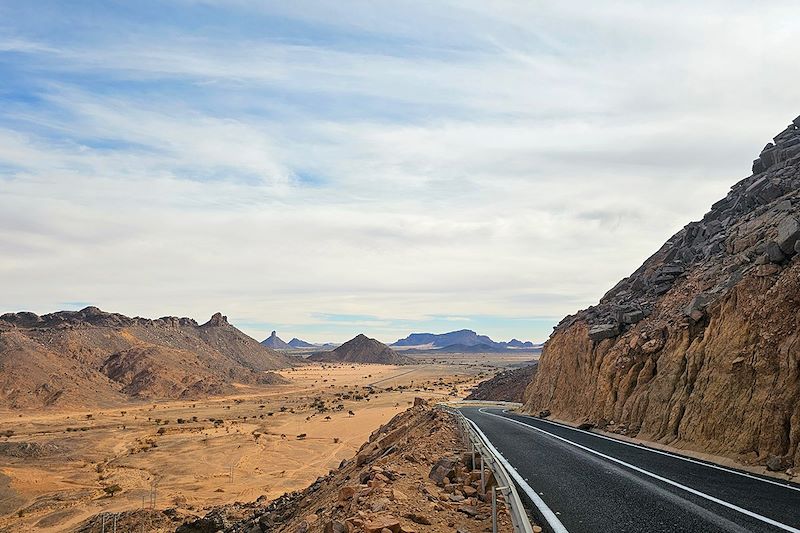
[1,1,799,344]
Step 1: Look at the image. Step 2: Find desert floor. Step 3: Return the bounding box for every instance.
[0,354,533,532]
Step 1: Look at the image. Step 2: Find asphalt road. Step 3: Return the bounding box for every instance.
[461,407,800,533]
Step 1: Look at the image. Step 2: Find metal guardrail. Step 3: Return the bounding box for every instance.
[439,406,534,533]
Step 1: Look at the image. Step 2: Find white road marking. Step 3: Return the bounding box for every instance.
[465,417,569,533]
[503,409,800,494]
[476,409,800,533]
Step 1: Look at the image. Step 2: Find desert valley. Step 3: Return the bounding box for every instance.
[0,309,536,532]
[4,3,800,532]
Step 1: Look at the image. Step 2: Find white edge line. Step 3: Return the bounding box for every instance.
[478,409,800,533]
[502,409,800,494]
[465,417,570,533]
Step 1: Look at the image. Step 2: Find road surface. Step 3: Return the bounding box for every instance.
[461,407,800,533]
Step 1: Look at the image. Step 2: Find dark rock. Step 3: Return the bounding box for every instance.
[766,455,791,472]
[538,409,551,418]
[588,324,619,342]
[622,311,645,325]
[577,422,595,431]
[777,216,800,255]
[324,521,347,533]
[458,505,480,517]
[766,242,786,263]
[684,294,712,317]
[428,457,458,485]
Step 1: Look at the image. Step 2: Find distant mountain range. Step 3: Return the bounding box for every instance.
[391,329,540,352]
[261,331,338,350]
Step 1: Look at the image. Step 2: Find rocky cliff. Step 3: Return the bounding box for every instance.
[0,307,293,408]
[524,116,800,472]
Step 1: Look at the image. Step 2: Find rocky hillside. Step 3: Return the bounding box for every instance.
[262,330,291,349]
[0,307,293,408]
[308,334,414,365]
[524,116,800,471]
[466,363,537,403]
[173,401,515,533]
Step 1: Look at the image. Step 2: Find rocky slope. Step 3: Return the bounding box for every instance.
[0,307,293,408]
[173,401,514,533]
[524,116,800,471]
[466,364,537,403]
[308,335,414,365]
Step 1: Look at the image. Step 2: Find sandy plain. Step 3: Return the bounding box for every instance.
[0,354,532,532]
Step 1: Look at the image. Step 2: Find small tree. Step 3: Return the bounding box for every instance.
[103,484,122,498]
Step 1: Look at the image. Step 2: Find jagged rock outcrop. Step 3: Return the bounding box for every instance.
[308,335,414,365]
[262,330,291,349]
[0,307,293,408]
[524,116,800,471]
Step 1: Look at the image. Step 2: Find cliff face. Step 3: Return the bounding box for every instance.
[524,116,800,470]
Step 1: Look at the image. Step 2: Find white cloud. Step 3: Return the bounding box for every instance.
[1,1,800,342]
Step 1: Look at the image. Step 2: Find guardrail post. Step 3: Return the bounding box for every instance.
[492,486,498,533]
[480,455,485,493]
[471,443,476,470]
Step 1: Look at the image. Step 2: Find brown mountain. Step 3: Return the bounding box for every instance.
[0,307,293,408]
[523,116,800,471]
[307,334,413,365]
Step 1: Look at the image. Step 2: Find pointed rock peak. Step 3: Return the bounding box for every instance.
[270,330,277,337]
[203,312,229,327]
[80,306,104,316]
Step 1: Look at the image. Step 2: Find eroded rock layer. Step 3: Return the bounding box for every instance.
[524,116,800,470]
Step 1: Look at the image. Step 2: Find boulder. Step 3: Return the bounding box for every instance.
[364,516,401,533]
[403,513,432,526]
[766,456,791,472]
[754,264,782,277]
[428,457,458,485]
[622,310,645,325]
[777,216,800,255]
[538,409,551,418]
[766,241,786,263]
[338,486,356,501]
[684,294,711,317]
[324,521,347,533]
[588,324,619,342]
